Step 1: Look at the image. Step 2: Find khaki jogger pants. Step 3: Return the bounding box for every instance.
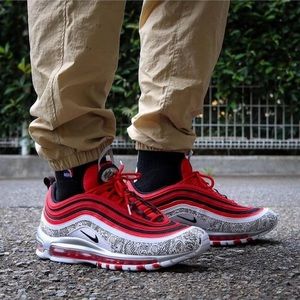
[27,0,229,171]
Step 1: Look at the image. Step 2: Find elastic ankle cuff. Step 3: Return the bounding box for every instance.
[135,142,187,153]
[49,138,113,171]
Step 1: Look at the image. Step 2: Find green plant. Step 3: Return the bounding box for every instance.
[0,0,31,138]
[212,0,300,120]
[0,0,299,141]
[107,1,142,136]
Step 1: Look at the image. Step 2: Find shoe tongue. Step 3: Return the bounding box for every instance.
[180,158,193,178]
[83,162,118,191]
[99,162,119,183]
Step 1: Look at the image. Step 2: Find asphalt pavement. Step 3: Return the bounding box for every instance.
[0,176,299,299]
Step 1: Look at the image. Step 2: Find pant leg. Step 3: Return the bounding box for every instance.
[128,0,230,151]
[27,0,125,170]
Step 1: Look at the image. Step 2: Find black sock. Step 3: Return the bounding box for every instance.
[134,150,184,193]
[54,160,98,202]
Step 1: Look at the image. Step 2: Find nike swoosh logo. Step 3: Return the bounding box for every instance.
[178,216,197,224]
[80,230,99,243]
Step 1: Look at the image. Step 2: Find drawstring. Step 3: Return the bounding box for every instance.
[98,146,115,166]
[187,150,193,161]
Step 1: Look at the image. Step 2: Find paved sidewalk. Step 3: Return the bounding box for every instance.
[0,177,299,299]
[1,155,300,178]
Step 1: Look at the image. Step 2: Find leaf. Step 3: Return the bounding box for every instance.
[17,57,31,74]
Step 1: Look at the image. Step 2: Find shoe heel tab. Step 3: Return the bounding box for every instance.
[43,176,55,189]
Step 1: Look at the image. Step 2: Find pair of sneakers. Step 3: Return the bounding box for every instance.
[36,152,278,271]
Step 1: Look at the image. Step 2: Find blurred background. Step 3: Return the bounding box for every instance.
[0,0,299,156]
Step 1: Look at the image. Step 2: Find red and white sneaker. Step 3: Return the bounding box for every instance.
[128,158,278,246]
[36,159,210,271]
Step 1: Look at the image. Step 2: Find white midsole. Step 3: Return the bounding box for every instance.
[36,226,210,262]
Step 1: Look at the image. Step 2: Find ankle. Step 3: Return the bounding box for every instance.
[54,160,98,201]
[134,150,184,192]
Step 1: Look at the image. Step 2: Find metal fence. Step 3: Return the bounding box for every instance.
[0,138,19,148]
[1,86,300,152]
[113,86,300,150]
[193,86,300,149]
